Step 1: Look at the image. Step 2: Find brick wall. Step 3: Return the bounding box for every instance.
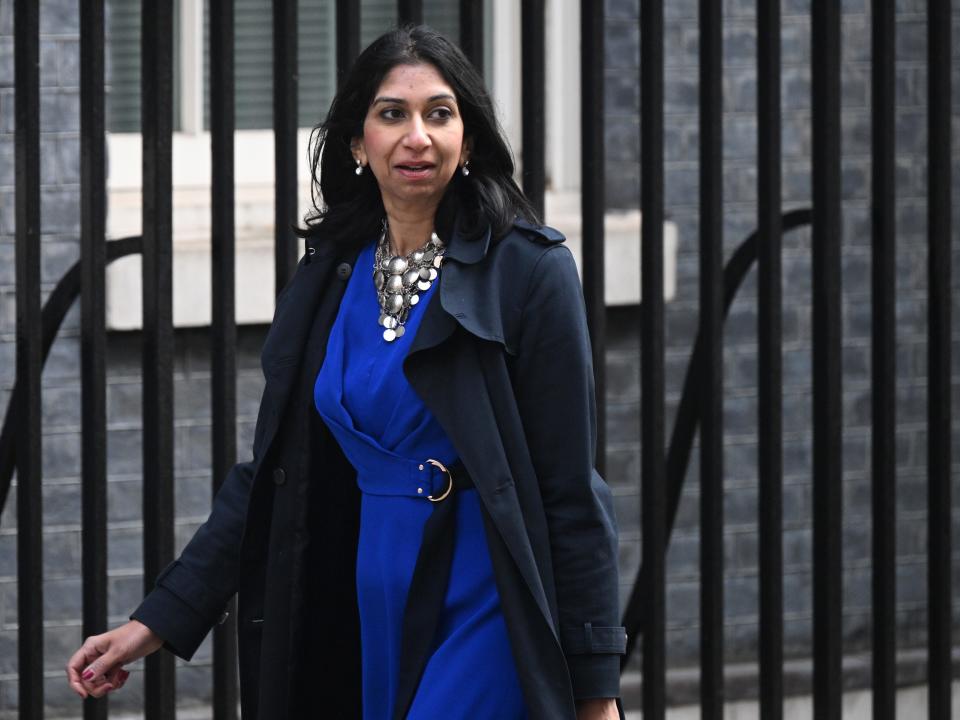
[0,0,87,710]
[0,0,264,714]
[602,0,960,690]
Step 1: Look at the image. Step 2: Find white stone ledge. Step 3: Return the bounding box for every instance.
[544,191,678,307]
[105,183,678,330]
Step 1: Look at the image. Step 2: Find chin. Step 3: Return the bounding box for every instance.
[392,186,446,204]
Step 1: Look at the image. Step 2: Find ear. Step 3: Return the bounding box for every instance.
[460,136,474,167]
[350,137,367,166]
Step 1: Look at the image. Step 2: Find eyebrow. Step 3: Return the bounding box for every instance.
[372,93,457,106]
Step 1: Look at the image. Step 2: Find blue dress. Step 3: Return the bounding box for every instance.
[314,239,527,719]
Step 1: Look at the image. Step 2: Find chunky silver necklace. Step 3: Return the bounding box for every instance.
[373,223,445,342]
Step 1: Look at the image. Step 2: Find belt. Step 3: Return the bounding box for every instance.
[393,459,474,720]
[355,455,460,500]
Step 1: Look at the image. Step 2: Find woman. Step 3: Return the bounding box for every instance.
[67,25,624,719]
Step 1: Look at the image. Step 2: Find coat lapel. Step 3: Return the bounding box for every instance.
[404,336,557,635]
[404,219,569,638]
[406,280,458,356]
[405,219,491,357]
[404,221,556,630]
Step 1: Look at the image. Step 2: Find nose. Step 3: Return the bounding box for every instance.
[403,116,431,150]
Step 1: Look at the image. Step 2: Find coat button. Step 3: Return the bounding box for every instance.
[336,262,352,280]
[272,468,286,486]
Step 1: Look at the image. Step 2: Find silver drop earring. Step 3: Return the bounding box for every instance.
[461,161,470,177]
[355,159,364,175]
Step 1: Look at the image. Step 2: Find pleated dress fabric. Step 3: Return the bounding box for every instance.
[314,239,527,719]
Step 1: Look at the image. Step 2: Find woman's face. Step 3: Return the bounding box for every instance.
[353,62,469,213]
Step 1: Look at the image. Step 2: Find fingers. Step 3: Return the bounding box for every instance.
[67,622,158,700]
[107,668,130,694]
[84,674,111,699]
[66,638,100,699]
[83,678,115,699]
[78,638,124,684]
[65,631,129,699]
[103,665,128,687]
[83,668,130,699]
[81,653,115,683]
[66,664,110,700]
[66,672,88,699]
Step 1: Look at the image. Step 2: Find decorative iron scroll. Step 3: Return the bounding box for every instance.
[621,208,813,664]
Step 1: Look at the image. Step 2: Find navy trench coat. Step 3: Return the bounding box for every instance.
[133,217,627,719]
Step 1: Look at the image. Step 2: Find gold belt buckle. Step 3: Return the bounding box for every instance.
[424,458,453,502]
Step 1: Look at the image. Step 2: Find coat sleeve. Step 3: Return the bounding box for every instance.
[129,384,272,661]
[512,243,626,699]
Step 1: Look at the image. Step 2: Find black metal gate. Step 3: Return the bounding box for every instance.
[1,1,954,718]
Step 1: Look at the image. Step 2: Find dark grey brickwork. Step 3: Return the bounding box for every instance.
[603,0,960,697]
[0,0,87,713]
[0,320,267,719]
[0,1,264,717]
[0,0,959,716]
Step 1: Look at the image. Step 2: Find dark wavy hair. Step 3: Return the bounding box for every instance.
[297,24,537,248]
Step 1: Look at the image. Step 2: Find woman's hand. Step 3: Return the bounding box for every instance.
[66,620,164,699]
[576,698,620,720]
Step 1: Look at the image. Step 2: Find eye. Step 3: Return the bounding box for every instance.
[428,106,454,121]
[379,107,405,121]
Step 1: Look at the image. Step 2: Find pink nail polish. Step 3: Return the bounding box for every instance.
[82,669,94,681]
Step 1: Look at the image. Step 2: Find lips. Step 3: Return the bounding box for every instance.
[395,162,436,179]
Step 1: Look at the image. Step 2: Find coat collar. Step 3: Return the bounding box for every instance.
[440,216,491,265]
[405,216,490,356]
[409,216,566,357]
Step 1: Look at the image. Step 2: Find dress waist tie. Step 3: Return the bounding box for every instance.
[392,459,475,720]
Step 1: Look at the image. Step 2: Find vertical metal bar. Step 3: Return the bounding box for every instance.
[459,0,484,75]
[80,1,109,718]
[871,1,896,718]
[580,0,605,475]
[926,0,952,716]
[210,0,239,717]
[640,0,666,715]
[336,0,361,90]
[756,0,783,717]
[13,0,43,715]
[141,0,177,716]
[274,0,298,296]
[520,0,545,219]
[398,0,424,25]
[810,2,843,718]
[699,0,724,716]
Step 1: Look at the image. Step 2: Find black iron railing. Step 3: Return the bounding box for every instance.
[13,0,43,717]
[209,0,239,717]
[926,1,954,717]
[639,0,667,714]
[756,1,784,718]
[810,4,844,719]
[79,5,108,720]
